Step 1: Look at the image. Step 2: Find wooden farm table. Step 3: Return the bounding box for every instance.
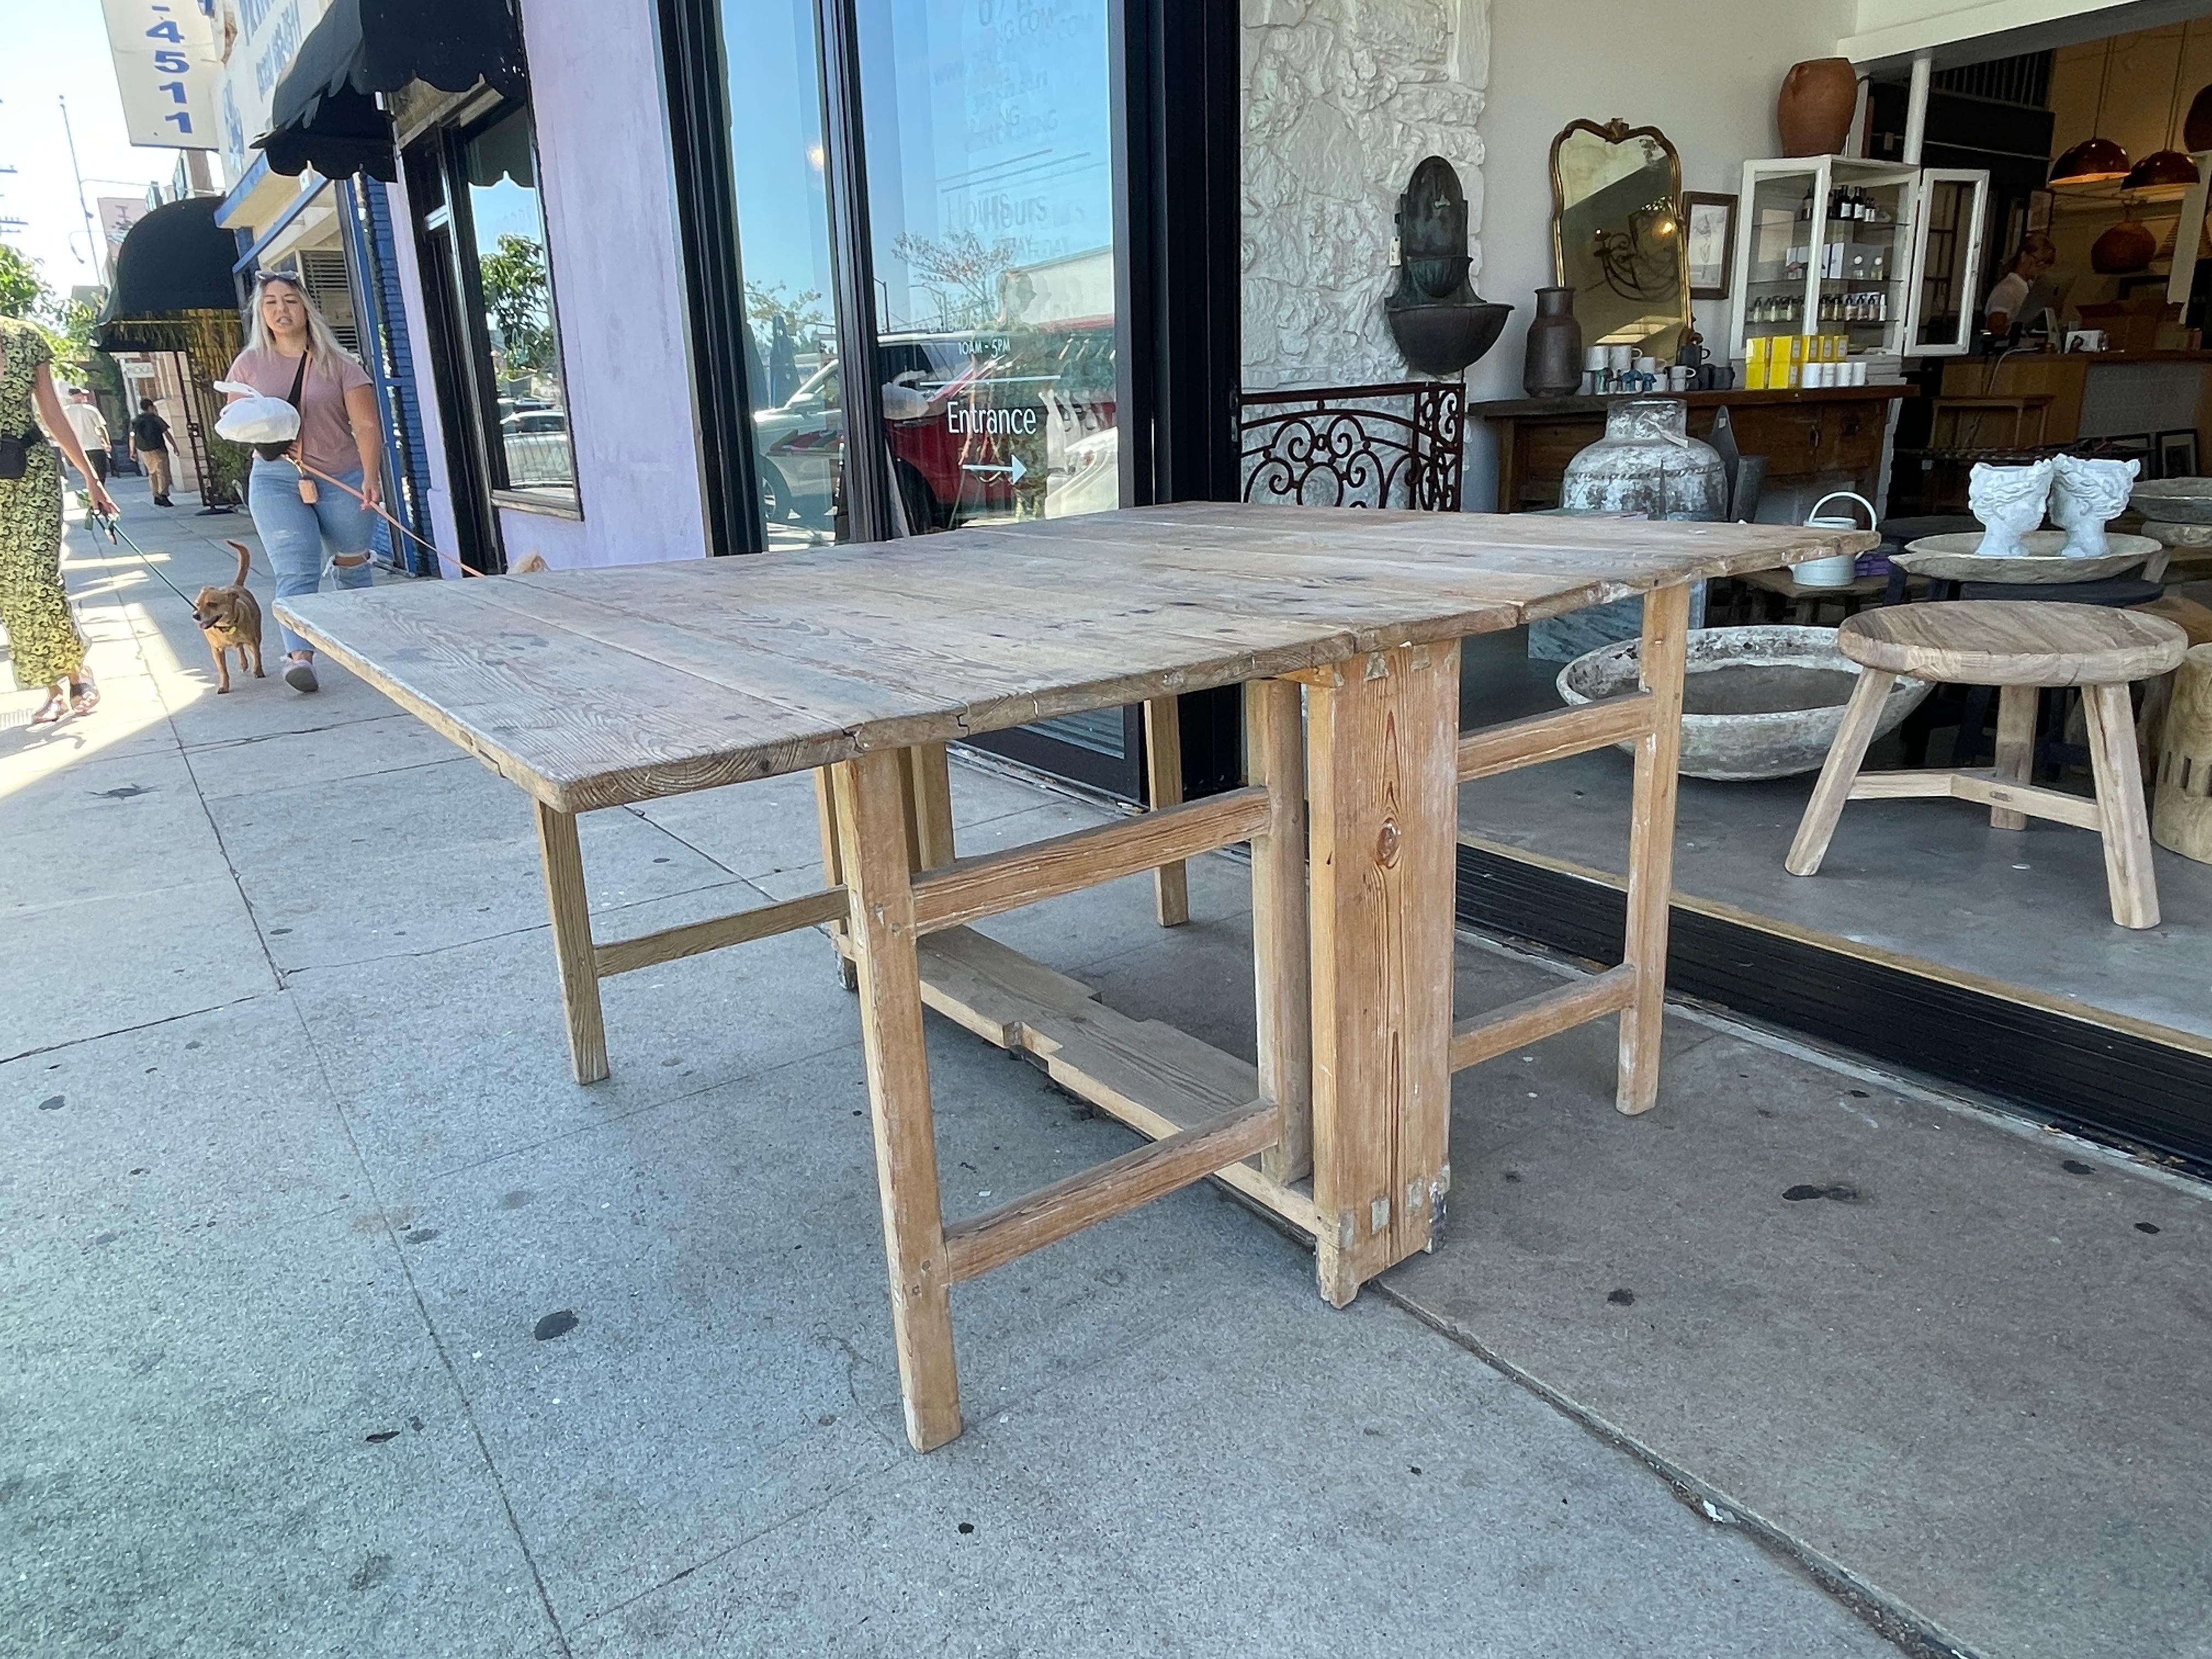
[279,503,1867,1451]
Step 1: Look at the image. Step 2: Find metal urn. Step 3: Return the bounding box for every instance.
[1521,285,1583,398]
[1561,397,1727,519]
[1531,398,1726,661]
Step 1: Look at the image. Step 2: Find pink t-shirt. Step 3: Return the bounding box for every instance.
[224,346,373,476]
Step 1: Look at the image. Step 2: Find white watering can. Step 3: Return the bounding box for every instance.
[1793,491,1876,589]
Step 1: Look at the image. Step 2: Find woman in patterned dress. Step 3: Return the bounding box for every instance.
[0,316,116,724]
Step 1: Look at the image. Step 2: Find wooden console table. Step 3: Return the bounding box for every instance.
[1476,385,1905,514]
[280,505,1867,1452]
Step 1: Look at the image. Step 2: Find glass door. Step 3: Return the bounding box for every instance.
[1905,168,1990,357]
[1734,159,1827,360]
[853,0,1135,789]
[662,0,1239,798]
[722,0,846,549]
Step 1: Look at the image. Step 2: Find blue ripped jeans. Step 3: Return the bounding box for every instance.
[249,457,374,654]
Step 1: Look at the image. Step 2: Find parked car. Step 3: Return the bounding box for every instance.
[500,407,573,489]
[751,326,1115,536]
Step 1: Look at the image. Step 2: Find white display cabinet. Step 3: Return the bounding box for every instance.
[1728,157,1989,361]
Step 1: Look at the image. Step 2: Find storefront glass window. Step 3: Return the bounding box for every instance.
[459,110,577,508]
[857,0,1120,536]
[718,0,845,547]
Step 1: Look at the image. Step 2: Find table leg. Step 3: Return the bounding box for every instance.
[908,742,957,871]
[1990,684,2037,831]
[1143,696,1190,927]
[2082,681,2162,930]
[533,800,609,1085]
[1245,678,1311,1185]
[1300,644,1460,1307]
[830,747,963,1451]
[1617,583,1691,1117]
[814,770,859,991]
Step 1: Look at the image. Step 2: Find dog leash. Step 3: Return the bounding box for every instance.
[289,458,488,579]
[86,508,208,613]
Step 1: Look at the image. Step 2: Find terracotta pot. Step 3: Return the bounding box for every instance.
[1777,58,1858,157]
[2092,209,2157,274]
[1521,286,1583,397]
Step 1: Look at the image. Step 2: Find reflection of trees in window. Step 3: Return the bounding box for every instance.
[746,280,826,340]
[890,230,1017,330]
[477,233,555,376]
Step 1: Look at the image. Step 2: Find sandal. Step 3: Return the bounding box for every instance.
[69,678,99,717]
[30,691,69,725]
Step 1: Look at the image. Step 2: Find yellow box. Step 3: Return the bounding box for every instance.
[1744,337,1770,389]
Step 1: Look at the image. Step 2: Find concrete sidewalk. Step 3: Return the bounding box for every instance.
[4,475,2206,1658]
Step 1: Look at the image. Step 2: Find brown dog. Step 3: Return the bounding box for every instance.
[193,541,266,693]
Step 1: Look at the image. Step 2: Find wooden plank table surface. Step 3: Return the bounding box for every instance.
[279,502,1871,1451]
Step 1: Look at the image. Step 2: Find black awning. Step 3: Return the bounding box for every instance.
[92,196,243,352]
[255,0,527,183]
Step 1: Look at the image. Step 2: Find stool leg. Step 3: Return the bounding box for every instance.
[1787,669,1898,877]
[1990,684,2036,831]
[2082,681,2161,929]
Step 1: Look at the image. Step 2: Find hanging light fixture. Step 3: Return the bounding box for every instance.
[2053,36,2131,187]
[2126,21,2202,189]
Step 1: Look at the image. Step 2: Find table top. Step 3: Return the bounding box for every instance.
[278,503,1871,812]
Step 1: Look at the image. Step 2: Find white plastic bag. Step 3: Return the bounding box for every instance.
[212,381,301,448]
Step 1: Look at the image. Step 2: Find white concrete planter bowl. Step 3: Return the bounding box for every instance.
[1556,625,1933,782]
[1895,529,2160,584]
[2130,477,2212,525]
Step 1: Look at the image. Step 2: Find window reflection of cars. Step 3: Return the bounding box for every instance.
[499,407,573,487]
[751,326,1118,537]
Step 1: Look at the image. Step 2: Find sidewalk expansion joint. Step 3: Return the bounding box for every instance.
[1374,1280,1982,1659]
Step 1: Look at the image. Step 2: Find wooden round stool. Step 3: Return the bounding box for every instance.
[2154,642,2212,866]
[1786,602,2191,928]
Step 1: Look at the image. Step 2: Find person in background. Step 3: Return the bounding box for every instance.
[130,397,177,506]
[223,270,381,694]
[1984,233,2058,341]
[1,318,116,724]
[62,388,111,484]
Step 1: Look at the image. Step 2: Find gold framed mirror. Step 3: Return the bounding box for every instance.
[1551,118,1691,359]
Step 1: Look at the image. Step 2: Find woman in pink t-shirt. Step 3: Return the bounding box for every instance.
[223,271,383,693]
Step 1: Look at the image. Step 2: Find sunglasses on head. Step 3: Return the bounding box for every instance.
[252,270,303,290]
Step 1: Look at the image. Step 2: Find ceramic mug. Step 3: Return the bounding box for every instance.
[1607,344,1634,373]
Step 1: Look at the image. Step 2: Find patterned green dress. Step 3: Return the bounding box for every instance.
[0,317,87,691]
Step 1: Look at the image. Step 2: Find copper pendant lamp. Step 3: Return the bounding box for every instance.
[2124,22,2202,191]
[2053,36,2130,187]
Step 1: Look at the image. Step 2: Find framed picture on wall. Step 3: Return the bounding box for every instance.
[2105,433,2158,478]
[1683,192,1737,300]
[2158,428,2199,478]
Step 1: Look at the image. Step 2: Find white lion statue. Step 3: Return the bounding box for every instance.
[2049,454,2141,558]
[1969,460,2053,558]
